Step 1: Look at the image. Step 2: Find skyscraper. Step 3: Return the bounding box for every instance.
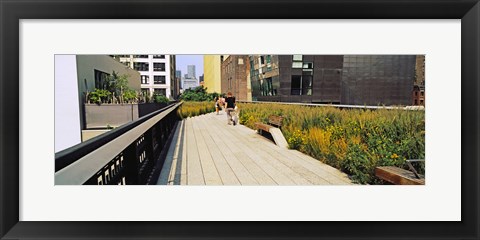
[187,65,196,79]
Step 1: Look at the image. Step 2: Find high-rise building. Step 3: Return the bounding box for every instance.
[187,65,196,79]
[113,55,176,99]
[249,55,417,106]
[204,55,222,93]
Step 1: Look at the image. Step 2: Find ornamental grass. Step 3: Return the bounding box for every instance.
[237,103,425,184]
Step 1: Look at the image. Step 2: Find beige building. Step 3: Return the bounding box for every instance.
[203,55,222,93]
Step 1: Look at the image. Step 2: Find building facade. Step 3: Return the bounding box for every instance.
[250,55,417,106]
[187,65,196,79]
[113,55,176,99]
[203,55,222,93]
[221,55,249,101]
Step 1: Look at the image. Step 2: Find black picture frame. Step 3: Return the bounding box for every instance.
[1,0,478,239]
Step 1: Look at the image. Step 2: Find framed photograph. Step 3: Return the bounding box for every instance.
[1,0,479,239]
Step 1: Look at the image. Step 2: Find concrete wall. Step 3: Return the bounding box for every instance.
[55,55,82,152]
[76,55,141,96]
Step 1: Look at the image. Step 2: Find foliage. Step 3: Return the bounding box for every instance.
[177,101,215,119]
[154,94,170,103]
[86,71,143,104]
[88,88,111,104]
[179,86,219,102]
[237,103,425,184]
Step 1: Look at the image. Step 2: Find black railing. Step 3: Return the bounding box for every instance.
[55,102,183,185]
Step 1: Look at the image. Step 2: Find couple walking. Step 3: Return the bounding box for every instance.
[215,92,237,125]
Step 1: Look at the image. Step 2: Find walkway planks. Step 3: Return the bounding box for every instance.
[158,112,354,185]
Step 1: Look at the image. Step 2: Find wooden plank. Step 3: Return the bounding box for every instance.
[202,115,276,185]
[191,116,225,185]
[195,117,240,185]
[209,114,316,185]
[255,122,272,132]
[198,116,259,185]
[375,166,425,185]
[185,118,205,185]
[228,117,353,185]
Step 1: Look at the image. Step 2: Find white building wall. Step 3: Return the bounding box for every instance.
[119,55,172,99]
[55,55,81,152]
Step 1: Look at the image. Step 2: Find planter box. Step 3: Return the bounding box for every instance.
[84,102,169,129]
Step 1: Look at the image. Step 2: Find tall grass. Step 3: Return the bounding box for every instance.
[238,103,425,184]
[177,101,216,119]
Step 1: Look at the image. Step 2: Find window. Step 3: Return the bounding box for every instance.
[291,75,302,95]
[141,75,149,84]
[421,91,424,96]
[291,74,312,95]
[94,69,110,90]
[302,75,313,95]
[154,88,166,96]
[133,55,148,58]
[154,76,166,84]
[262,77,276,96]
[303,62,313,69]
[154,63,165,71]
[141,88,149,97]
[260,56,265,65]
[266,55,271,64]
[153,55,165,59]
[292,62,303,68]
[238,58,244,65]
[134,62,149,71]
[293,55,303,61]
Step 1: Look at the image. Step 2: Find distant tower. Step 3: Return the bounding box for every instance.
[187,65,196,79]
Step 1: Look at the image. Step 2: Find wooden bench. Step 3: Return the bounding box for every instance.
[255,115,284,134]
[375,159,425,185]
[254,115,288,149]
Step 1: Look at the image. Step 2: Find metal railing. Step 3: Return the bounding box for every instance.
[55,102,183,185]
[237,100,425,111]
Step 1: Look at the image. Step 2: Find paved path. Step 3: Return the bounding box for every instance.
[157,112,354,185]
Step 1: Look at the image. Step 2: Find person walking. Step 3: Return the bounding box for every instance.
[225,92,236,125]
[214,96,220,115]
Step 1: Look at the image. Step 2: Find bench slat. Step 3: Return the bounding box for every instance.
[375,166,425,185]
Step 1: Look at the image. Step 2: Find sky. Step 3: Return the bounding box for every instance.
[175,55,203,78]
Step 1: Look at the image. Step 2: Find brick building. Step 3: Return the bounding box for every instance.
[221,55,249,101]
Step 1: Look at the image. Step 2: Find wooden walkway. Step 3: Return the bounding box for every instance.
[157,112,354,185]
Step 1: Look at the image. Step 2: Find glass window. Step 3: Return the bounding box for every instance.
[141,75,149,84]
[153,55,165,59]
[303,62,313,69]
[292,62,303,68]
[94,69,110,90]
[302,75,313,96]
[291,75,302,95]
[133,55,148,58]
[238,58,244,65]
[154,88,166,96]
[153,63,165,71]
[154,76,166,84]
[293,55,303,61]
[134,62,149,71]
